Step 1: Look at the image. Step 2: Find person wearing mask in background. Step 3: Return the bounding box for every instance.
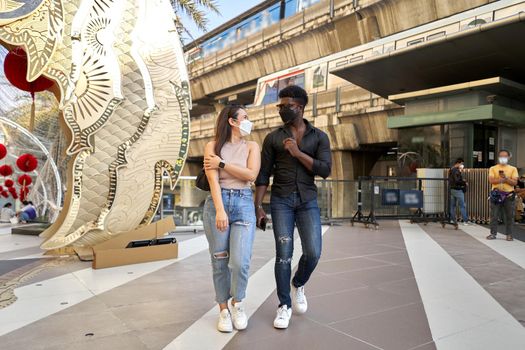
[514,174,525,223]
[0,203,15,223]
[449,158,469,226]
[255,85,332,329]
[487,150,518,241]
[202,105,261,333]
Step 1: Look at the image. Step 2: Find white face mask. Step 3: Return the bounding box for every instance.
[459,164,464,170]
[499,157,509,165]
[239,119,253,137]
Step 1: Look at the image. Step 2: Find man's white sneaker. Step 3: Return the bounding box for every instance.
[462,222,470,226]
[292,285,308,314]
[230,300,248,330]
[217,309,233,333]
[273,305,292,329]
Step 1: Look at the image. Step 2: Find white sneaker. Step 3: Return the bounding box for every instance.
[230,300,248,330]
[292,285,308,314]
[217,309,233,333]
[273,305,292,329]
[462,222,470,226]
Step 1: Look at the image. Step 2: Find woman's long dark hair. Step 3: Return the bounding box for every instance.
[214,105,244,156]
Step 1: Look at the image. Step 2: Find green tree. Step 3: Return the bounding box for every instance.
[171,0,220,41]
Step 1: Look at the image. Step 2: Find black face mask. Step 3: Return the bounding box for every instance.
[279,106,300,124]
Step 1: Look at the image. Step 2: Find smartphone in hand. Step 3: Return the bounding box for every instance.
[260,217,267,231]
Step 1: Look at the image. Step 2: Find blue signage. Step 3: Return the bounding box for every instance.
[400,190,424,208]
[382,189,400,206]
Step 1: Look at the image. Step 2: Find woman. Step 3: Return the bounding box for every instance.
[203,105,260,332]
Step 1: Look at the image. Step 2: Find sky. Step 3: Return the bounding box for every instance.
[179,0,263,43]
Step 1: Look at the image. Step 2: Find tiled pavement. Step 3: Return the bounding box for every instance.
[0,221,524,350]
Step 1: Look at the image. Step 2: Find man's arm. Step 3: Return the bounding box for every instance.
[255,135,275,227]
[452,168,466,186]
[283,132,332,178]
[507,168,519,187]
[488,167,502,185]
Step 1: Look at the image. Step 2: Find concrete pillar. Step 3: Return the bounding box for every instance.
[328,150,381,218]
[330,151,356,218]
[515,128,525,172]
[357,15,381,44]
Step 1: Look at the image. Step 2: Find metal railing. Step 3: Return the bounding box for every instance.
[156,177,358,229]
[351,176,456,229]
[187,0,350,77]
[159,170,493,231]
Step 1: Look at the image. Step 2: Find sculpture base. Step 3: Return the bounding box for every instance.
[91,217,178,269]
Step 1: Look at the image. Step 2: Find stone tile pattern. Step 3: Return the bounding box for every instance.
[225,221,436,350]
[424,224,525,327]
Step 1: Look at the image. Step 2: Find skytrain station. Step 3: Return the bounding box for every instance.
[0,0,524,349]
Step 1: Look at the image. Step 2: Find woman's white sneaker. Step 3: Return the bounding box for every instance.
[217,309,233,333]
[230,300,248,330]
[273,305,292,329]
[292,285,308,314]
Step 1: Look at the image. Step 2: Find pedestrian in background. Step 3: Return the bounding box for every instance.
[515,174,525,223]
[449,158,469,225]
[487,150,518,241]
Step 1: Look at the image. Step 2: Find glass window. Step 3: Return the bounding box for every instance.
[269,4,281,22]
[255,79,279,105]
[277,72,306,93]
[285,0,298,18]
[254,71,307,106]
[297,0,321,12]
[198,0,299,58]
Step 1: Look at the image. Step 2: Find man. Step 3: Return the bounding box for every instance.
[0,203,15,223]
[448,158,469,225]
[255,85,332,329]
[487,150,518,241]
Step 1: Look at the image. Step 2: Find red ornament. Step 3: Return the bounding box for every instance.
[19,187,29,201]
[16,154,38,172]
[4,48,54,95]
[0,186,3,192]
[18,174,32,186]
[1,191,8,198]
[11,192,18,199]
[0,165,13,176]
[0,144,6,160]
[8,187,16,194]
[4,179,14,188]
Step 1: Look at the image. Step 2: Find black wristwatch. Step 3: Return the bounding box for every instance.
[219,161,225,169]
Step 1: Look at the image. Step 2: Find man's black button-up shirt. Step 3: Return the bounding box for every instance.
[255,119,332,202]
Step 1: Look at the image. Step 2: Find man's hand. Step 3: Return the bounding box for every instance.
[283,138,301,158]
[256,207,267,228]
[204,155,222,170]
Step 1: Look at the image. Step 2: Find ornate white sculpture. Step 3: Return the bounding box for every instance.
[0,0,191,249]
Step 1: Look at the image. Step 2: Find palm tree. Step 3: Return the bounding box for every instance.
[171,0,220,42]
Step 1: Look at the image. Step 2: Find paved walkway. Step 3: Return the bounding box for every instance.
[0,221,524,349]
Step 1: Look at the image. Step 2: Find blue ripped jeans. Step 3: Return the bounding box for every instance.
[271,192,322,308]
[203,189,256,304]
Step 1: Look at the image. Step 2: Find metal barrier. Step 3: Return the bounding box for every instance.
[351,176,457,229]
[455,169,491,224]
[156,177,358,229]
[159,172,491,230]
[422,169,491,224]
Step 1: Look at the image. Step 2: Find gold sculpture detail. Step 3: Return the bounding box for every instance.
[0,0,190,249]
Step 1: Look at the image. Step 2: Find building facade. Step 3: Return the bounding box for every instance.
[184,0,525,180]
